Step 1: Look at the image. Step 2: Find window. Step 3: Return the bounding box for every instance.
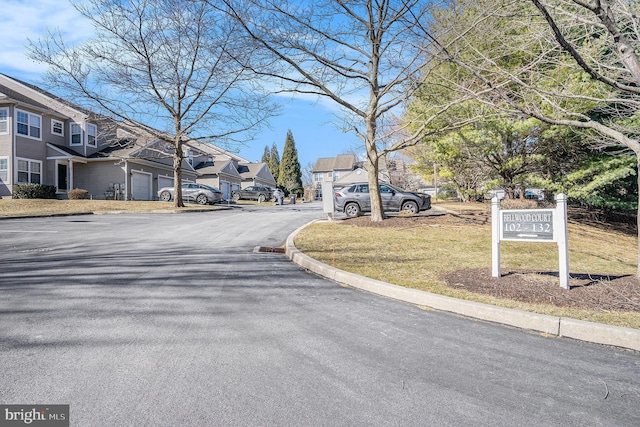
[0,108,8,134]
[87,123,97,146]
[0,158,7,182]
[71,123,82,145]
[17,159,41,184]
[327,172,333,181]
[313,173,323,182]
[52,119,64,136]
[355,184,369,193]
[16,110,41,139]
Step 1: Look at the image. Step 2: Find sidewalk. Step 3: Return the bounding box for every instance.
[286,220,640,352]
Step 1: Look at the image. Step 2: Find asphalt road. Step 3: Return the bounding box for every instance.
[1,203,639,426]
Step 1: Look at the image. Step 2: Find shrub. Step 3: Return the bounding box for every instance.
[13,184,57,199]
[500,198,539,210]
[67,188,90,200]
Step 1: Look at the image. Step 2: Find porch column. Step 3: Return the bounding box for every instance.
[68,159,74,191]
[124,161,129,201]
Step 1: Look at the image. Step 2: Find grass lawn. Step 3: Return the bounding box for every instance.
[0,199,227,216]
[294,208,640,329]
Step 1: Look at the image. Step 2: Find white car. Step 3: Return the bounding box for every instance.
[158,183,223,205]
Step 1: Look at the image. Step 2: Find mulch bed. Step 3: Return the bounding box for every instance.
[443,268,640,313]
[340,209,640,313]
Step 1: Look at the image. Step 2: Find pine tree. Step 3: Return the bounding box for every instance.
[261,145,270,163]
[268,142,280,183]
[278,130,303,195]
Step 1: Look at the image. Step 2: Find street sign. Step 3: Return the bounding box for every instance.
[501,209,554,241]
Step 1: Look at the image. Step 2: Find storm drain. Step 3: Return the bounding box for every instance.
[253,246,286,254]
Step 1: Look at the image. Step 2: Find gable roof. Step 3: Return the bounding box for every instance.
[311,153,356,172]
[194,159,242,178]
[0,74,89,119]
[0,83,70,119]
[237,162,261,176]
[238,162,276,185]
[187,140,249,163]
[334,166,388,185]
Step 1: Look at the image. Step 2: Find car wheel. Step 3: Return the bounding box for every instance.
[232,192,240,201]
[401,200,418,214]
[258,194,266,203]
[345,202,361,218]
[159,191,172,202]
[196,194,208,205]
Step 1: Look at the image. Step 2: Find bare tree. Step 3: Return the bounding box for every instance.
[430,0,640,275]
[28,0,275,207]
[217,0,477,221]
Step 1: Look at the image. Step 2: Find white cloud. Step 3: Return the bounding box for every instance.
[0,0,94,79]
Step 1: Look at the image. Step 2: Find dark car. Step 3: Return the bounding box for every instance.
[334,182,431,217]
[231,185,273,203]
[158,183,224,205]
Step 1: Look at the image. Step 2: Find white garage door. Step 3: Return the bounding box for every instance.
[158,176,173,191]
[131,171,152,200]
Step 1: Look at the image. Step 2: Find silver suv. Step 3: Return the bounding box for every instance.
[334,182,431,217]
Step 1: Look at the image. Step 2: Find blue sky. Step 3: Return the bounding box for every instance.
[0,0,361,169]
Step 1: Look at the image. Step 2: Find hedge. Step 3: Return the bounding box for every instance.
[12,184,57,199]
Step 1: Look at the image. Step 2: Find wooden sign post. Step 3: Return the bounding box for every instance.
[492,194,569,289]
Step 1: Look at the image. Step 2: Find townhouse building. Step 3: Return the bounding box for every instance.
[0,74,274,201]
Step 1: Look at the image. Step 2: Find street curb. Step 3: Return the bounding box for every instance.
[286,221,640,352]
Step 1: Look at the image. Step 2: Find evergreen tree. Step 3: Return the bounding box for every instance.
[278,130,303,195]
[268,142,280,183]
[261,145,270,163]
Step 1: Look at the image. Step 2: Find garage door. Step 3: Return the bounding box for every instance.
[158,176,173,192]
[221,181,230,200]
[131,171,152,200]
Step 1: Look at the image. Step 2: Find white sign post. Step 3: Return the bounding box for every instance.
[321,181,335,220]
[492,194,569,289]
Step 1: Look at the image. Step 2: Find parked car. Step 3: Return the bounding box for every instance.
[158,183,224,205]
[334,182,431,217]
[231,185,273,202]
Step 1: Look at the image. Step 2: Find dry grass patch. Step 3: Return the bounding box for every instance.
[0,199,224,217]
[294,214,639,329]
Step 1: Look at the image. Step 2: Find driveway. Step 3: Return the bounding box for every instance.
[0,203,639,426]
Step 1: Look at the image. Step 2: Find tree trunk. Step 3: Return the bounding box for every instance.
[366,115,384,222]
[368,156,384,222]
[637,155,640,278]
[173,138,185,208]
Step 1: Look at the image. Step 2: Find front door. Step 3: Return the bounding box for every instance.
[57,163,68,193]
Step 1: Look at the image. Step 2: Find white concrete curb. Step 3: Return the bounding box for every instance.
[286,221,640,352]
